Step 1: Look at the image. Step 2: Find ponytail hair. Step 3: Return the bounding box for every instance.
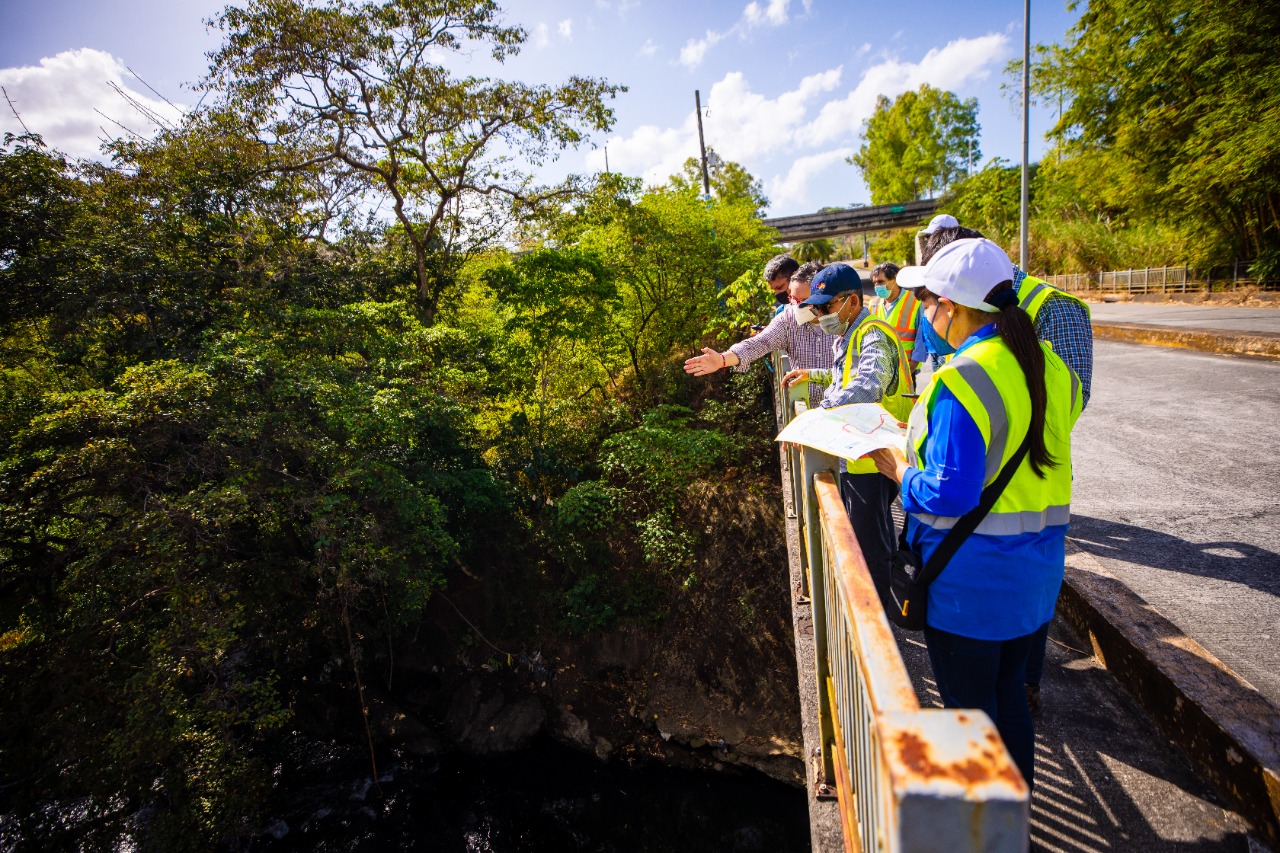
[986,282,1056,478]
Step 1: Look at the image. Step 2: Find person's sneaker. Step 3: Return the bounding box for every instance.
[1026,684,1043,719]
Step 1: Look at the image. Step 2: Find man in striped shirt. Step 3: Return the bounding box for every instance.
[683,261,834,406]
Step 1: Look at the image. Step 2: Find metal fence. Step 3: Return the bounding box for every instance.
[772,352,1029,853]
[1044,264,1280,294]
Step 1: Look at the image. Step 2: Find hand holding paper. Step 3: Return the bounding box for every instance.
[775,403,908,461]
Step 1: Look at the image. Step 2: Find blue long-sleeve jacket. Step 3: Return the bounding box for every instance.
[900,327,1067,641]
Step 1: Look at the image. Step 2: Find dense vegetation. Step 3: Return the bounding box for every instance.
[0,2,782,848]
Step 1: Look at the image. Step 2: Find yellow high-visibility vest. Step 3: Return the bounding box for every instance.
[872,289,921,360]
[842,314,914,473]
[906,335,1082,534]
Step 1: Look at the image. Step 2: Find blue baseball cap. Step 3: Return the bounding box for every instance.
[800,263,863,306]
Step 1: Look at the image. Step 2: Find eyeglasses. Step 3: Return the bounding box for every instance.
[811,294,848,315]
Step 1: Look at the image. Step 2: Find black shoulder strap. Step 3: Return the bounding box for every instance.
[908,429,1033,587]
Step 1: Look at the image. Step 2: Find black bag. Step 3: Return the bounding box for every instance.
[888,433,1032,630]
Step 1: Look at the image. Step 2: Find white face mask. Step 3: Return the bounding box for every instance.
[816,310,849,336]
[793,304,817,325]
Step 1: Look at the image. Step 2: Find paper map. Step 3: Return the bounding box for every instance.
[775,403,908,459]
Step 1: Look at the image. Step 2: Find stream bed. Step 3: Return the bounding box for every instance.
[240,736,811,852]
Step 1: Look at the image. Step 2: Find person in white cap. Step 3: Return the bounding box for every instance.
[870,238,1083,792]
[916,220,1094,719]
[913,213,960,266]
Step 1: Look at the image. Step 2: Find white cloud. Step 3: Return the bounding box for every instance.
[680,1,794,69]
[638,39,658,58]
[558,19,573,39]
[702,68,843,161]
[744,0,789,27]
[585,67,843,189]
[533,22,550,48]
[811,33,1009,145]
[590,33,1010,214]
[586,121,696,188]
[679,30,724,69]
[0,48,184,160]
[766,148,855,210]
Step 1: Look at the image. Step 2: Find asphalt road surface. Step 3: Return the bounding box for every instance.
[1070,340,1280,706]
[1088,302,1280,334]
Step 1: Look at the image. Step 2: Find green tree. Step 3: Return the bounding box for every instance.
[848,84,979,203]
[945,158,1025,246]
[1029,0,1280,262]
[791,238,836,263]
[0,128,506,850]
[669,155,770,216]
[571,186,777,403]
[206,0,623,323]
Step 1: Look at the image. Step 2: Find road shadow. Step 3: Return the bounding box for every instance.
[1070,515,1280,597]
[891,618,1255,852]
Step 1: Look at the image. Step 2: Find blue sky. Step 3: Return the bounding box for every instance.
[0,0,1079,217]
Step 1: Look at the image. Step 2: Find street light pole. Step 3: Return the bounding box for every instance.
[1020,0,1031,269]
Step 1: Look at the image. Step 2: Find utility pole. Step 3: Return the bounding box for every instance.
[604,145,610,174]
[695,90,711,201]
[1019,0,1031,269]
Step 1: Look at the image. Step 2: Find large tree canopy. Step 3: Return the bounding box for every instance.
[205,0,623,322]
[1030,0,1280,264]
[848,84,978,204]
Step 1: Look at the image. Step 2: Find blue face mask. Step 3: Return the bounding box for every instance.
[874,285,891,300]
[920,305,956,356]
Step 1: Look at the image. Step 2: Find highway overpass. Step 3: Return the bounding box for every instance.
[762,198,938,243]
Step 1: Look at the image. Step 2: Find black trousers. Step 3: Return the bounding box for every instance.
[839,471,899,613]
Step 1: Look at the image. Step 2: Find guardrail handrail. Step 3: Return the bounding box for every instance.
[771,351,1029,853]
[1041,263,1279,294]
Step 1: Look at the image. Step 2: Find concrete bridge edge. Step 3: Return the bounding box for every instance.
[1060,542,1280,850]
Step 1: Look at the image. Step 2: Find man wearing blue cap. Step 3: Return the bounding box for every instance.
[781,263,913,608]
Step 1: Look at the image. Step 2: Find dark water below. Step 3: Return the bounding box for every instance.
[243,737,811,853]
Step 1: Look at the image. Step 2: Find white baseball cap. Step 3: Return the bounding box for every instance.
[919,213,959,235]
[895,238,1013,313]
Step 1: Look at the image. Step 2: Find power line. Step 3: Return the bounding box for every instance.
[2,86,32,135]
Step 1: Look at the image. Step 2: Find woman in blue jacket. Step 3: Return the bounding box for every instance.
[871,239,1082,788]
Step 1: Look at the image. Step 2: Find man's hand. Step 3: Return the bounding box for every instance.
[870,446,909,483]
[781,369,809,388]
[684,348,725,376]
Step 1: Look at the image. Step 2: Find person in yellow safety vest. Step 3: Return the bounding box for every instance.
[918,219,1094,720]
[870,262,924,381]
[779,263,913,611]
[871,238,1082,793]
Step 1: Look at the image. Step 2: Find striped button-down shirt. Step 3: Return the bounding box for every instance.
[729,304,834,406]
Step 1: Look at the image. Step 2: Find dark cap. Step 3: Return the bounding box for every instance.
[800,263,862,305]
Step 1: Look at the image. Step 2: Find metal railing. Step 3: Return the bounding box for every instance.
[772,351,1029,853]
[1044,263,1280,294]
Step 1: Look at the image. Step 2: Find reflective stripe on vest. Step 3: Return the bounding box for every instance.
[874,290,920,357]
[905,336,1081,535]
[843,314,914,473]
